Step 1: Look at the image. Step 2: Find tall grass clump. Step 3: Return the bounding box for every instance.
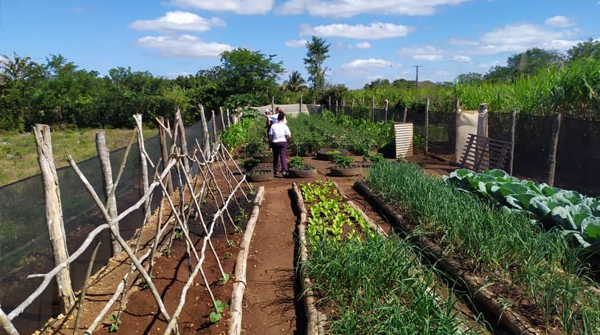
[305,235,485,334]
[366,161,600,333]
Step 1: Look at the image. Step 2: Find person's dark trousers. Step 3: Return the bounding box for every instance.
[272,141,288,175]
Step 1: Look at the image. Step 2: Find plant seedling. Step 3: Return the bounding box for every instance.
[219,273,230,286]
[209,300,229,323]
[108,315,120,333]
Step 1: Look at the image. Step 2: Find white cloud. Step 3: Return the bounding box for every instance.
[397,45,444,61]
[300,22,413,39]
[355,42,372,49]
[165,72,192,79]
[276,0,475,17]
[545,15,575,28]
[478,60,501,69]
[341,58,397,72]
[448,38,479,46]
[478,23,577,55]
[452,55,471,62]
[170,0,274,15]
[129,11,226,33]
[285,39,308,48]
[136,35,234,58]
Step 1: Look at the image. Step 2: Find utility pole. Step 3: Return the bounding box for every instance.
[413,65,422,89]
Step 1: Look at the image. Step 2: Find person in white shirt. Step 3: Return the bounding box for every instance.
[268,112,291,177]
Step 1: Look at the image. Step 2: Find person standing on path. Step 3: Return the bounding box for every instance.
[268,112,291,177]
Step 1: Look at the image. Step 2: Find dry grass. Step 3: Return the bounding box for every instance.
[0,128,158,187]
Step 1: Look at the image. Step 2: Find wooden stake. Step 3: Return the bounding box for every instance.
[211,109,218,140]
[176,109,190,173]
[336,100,339,116]
[33,124,76,314]
[72,242,101,335]
[228,187,265,335]
[158,116,174,194]
[402,106,408,123]
[509,110,517,175]
[548,112,563,186]
[226,109,231,128]
[133,114,150,222]
[300,94,303,114]
[220,107,226,132]
[372,96,375,122]
[328,95,331,111]
[425,98,430,156]
[385,99,389,122]
[0,307,19,335]
[95,132,121,255]
[271,96,275,112]
[199,104,210,154]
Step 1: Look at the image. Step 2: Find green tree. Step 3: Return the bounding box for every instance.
[485,48,563,81]
[456,72,483,84]
[304,36,330,101]
[219,48,284,105]
[567,38,600,61]
[282,71,306,92]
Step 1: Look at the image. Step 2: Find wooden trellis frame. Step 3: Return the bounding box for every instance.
[0,106,251,335]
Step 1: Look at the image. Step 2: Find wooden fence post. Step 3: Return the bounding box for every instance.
[402,106,408,123]
[385,99,389,122]
[425,98,430,156]
[95,132,121,255]
[271,96,275,112]
[336,100,339,116]
[342,98,346,115]
[176,109,190,173]
[220,107,226,131]
[158,116,174,194]
[454,99,461,162]
[211,109,218,140]
[509,110,517,175]
[133,114,150,222]
[300,94,303,114]
[200,105,210,154]
[226,109,231,127]
[548,112,563,186]
[328,95,331,111]
[33,124,76,314]
[372,96,375,122]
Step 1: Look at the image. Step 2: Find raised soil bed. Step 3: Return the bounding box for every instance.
[289,168,317,179]
[329,166,362,177]
[246,170,274,182]
[316,149,349,161]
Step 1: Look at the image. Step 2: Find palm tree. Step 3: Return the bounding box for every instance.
[283,71,306,92]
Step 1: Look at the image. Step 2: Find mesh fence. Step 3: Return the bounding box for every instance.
[0,115,218,334]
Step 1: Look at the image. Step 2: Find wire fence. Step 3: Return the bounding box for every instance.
[0,108,236,335]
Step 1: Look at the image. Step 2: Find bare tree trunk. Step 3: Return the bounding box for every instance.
[509,110,517,175]
[133,114,150,223]
[211,109,218,140]
[95,132,121,255]
[402,106,408,122]
[158,116,174,194]
[548,112,563,186]
[33,124,75,314]
[226,109,231,127]
[425,98,430,156]
[220,107,226,132]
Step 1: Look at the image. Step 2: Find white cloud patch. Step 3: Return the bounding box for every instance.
[545,15,575,28]
[355,42,371,49]
[478,23,577,54]
[276,0,475,17]
[448,38,479,46]
[300,22,413,39]
[285,39,308,48]
[397,45,444,61]
[129,11,226,33]
[170,0,274,15]
[452,55,471,62]
[341,58,397,72]
[136,35,233,58]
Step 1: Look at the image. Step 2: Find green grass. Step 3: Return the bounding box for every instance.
[0,127,157,186]
[367,161,600,333]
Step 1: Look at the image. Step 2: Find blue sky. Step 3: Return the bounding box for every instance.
[1,0,599,88]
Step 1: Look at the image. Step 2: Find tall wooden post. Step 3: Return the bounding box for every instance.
[372,96,375,122]
[342,98,346,115]
[133,114,150,222]
[176,109,190,173]
[211,109,218,140]
[300,94,303,114]
[548,112,563,186]
[33,124,76,314]
[454,99,461,162]
[95,132,121,255]
[199,105,210,154]
[509,110,517,175]
[384,99,389,122]
[328,96,332,111]
[336,100,339,116]
[220,107,226,131]
[226,109,231,128]
[402,106,408,122]
[271,96,275,112]
[425,98,430,156]
[158,116,174,194]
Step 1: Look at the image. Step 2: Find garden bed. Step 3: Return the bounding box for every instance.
[357,161,600,334]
